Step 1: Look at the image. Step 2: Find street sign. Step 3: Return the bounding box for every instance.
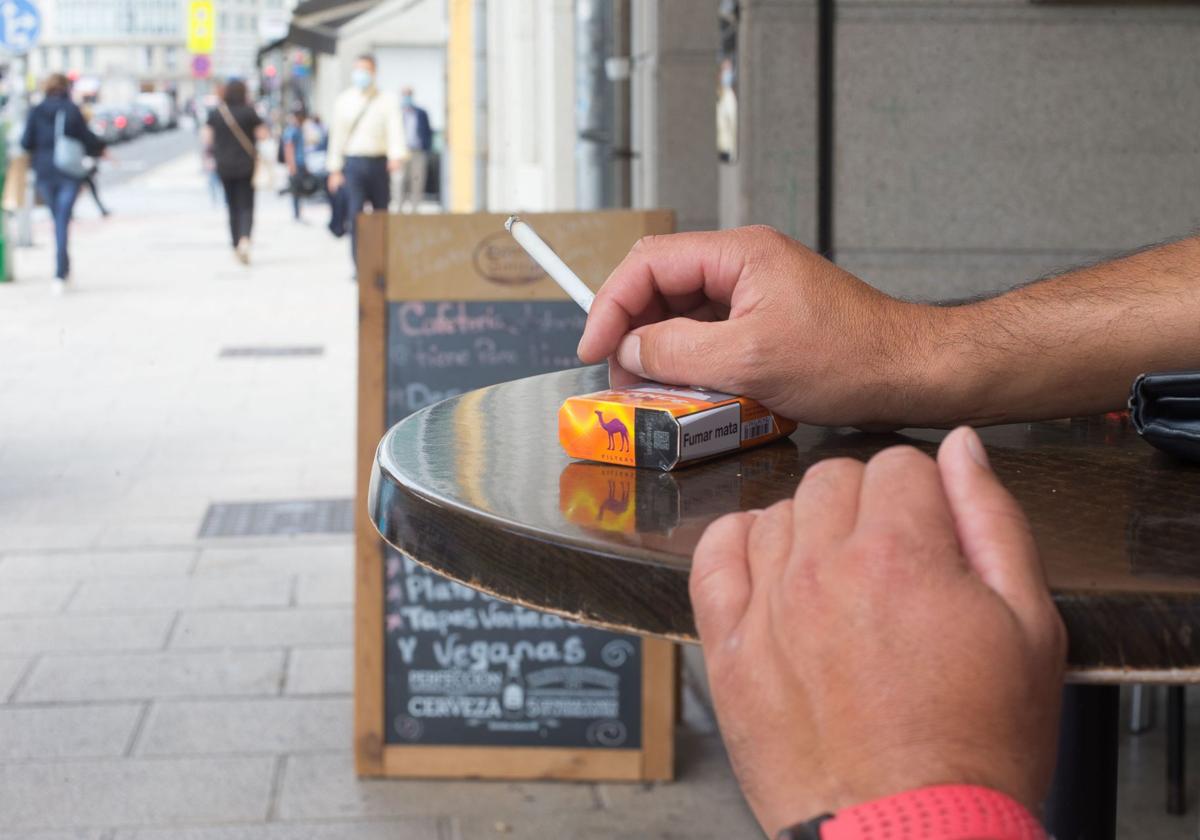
[187,0,215,54]
[0,0,41,54]
[191,54,211,79]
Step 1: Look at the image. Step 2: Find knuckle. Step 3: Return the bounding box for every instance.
[803,457,861,483]
[741,225,793,262]
[761,497,793,522]
[871,444,929,469]
[630,233,663,254]
[743,223,781,241]
[695,511,746,553]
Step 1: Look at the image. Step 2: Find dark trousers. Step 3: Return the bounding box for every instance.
[83,166,108,216]
[343,156,389,266]
[36,175,81,280]
[220,176,255,247]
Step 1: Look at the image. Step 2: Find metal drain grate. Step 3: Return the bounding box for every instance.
[199,498,354,538]
[218,346,325,358]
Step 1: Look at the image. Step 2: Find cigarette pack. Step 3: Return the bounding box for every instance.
[558,383,797,470]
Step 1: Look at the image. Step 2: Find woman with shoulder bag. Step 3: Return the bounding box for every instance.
[201,79,267,264]
[20,73,106,293]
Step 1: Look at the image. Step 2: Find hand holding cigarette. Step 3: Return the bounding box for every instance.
[576,225,947,429]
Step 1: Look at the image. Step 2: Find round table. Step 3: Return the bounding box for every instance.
[370,364,1200,681]
[370,364,1200,839]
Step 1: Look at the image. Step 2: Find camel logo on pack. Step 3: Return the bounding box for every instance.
[594,411,629,452]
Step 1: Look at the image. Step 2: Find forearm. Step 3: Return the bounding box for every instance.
[924,237,1200,426]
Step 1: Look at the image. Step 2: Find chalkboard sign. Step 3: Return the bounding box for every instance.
[384,550,644,749]
[386,301,587,422]
[355,211,676,781]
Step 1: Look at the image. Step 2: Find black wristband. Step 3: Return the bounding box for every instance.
[776,814,833,840]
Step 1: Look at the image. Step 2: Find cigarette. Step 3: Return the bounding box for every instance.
[505,215,595,313]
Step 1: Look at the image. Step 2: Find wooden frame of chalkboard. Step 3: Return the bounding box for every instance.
[355,211,678,780]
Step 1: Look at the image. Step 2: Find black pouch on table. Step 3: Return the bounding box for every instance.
[1129,371,1200,462]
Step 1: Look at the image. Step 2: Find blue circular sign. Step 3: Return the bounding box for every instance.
[0,0,41,54]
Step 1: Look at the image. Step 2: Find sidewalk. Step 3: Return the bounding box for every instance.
[0,149,758,837]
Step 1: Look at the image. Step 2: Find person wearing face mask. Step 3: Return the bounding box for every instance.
[326,54,404,274]
[396,86,433,213]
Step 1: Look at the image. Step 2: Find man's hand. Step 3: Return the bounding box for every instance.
[691,427,1066,837]
[387,158,403,173]
[577,226,952,428]
[327,171,344,192]
[582,226,1200,427]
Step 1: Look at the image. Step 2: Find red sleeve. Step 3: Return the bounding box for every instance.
[818,785,1046,840]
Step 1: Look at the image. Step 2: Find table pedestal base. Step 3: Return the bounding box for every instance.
[1044,684,1119,840]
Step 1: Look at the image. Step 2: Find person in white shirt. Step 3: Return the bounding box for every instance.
[326,54,404,271]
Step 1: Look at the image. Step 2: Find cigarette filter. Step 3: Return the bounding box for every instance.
[559,382,797,470]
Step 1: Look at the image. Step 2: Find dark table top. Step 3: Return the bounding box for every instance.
[370,365,1200,682]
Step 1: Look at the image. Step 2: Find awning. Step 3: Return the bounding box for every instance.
[256,0,382,60]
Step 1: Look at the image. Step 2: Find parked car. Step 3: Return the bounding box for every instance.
[135,91,178,130]
[132,104,159,133]
[88,107,121,144]
[114,105,143,141]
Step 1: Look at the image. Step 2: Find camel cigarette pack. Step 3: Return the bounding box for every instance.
[559,383,797,470]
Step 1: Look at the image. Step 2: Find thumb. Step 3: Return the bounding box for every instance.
[937,427,1058,636]
[615,317,744,390]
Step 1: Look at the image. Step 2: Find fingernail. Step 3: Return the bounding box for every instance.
[747,509,764,517]
[616,334,644,377]
[962,426,989,468]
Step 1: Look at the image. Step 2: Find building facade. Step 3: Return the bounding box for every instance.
[31,0,188,102]
[29,0,296,102]
[444,0,1200,305]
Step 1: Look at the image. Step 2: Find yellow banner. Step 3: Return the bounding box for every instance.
[187,0,215,54]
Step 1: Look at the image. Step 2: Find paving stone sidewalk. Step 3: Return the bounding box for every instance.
[0,148,760,838]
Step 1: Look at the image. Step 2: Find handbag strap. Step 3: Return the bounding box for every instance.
[344,91,376,148]
[217,102,256,160]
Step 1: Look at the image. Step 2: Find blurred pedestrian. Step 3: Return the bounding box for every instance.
[397,87,433,213]
[201,79,268,265]
[281,107,315,222]
[326,54,403,274]
[21,72,106,293]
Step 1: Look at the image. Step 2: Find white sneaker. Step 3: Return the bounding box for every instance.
[52,277,67,296]
[235,238,251,265]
